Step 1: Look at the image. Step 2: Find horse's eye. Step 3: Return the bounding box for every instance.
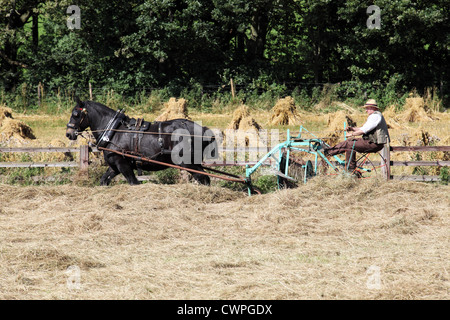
[72,110,80,117]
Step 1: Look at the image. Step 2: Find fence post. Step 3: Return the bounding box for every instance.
[37,82,41,106]
[381,138,391,180]
[230,78,236,99]
[80,145,89,171]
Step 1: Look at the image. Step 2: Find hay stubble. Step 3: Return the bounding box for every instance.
[0,178,448,299]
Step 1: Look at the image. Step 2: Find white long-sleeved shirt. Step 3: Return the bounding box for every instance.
[360,113,382,134]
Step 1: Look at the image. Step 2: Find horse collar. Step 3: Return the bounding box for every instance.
[97,109,125,148]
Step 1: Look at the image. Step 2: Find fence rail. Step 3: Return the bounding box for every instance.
[382,144,450,181]
[0,144,449,182]
[0,146,90,170]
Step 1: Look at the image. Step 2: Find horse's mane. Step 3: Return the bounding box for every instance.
[85,100,115,113]
[84,100,133,124]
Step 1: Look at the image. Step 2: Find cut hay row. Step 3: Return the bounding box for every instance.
[0,105,13,120]
[0,177,448,299]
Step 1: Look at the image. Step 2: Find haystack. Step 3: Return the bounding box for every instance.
[397,127,438,148]
[269,96,301,125]
[383,105,404,129]
[155,97,190,121]
[0,105,13,120]
[0,105,35,143]
[227,105,261,131]
[399,97,434,122]
[413,128,432,146]
[49,138,67,147]
[334,101,358,113]
[46,138,73,161]
[382,104,397,119]
[324,111,357,146]
[0,117,36,142]
[401,127,449,175]
[238,116,262,132]
[225,105,262,147]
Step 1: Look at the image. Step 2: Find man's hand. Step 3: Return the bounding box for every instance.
[347,128,364,137]
[346,126,355,132]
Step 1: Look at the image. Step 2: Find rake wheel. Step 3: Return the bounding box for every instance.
[279,151,313,188]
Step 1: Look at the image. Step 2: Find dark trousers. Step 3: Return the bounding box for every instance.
[327,138,384,170]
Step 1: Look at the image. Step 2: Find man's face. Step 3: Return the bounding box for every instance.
[365,107,377,115]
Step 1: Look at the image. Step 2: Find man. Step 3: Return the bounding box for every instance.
[323,99,390,174]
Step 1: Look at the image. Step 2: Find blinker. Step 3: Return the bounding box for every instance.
[72,108,86,117]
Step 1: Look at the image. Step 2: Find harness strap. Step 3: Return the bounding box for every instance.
[128,118,148,176]
[158,122,164,152]
[133,118,144,153]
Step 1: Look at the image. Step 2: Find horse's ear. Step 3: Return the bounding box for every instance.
[75,96,84,108]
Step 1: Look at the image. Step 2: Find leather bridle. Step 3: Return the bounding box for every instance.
[66,107,88,133]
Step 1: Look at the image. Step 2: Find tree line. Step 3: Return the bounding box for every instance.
[0,0,448,108]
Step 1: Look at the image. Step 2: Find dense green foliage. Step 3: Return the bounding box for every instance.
[1,0,448,110]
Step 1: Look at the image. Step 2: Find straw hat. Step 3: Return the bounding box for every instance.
[363,99,379,109]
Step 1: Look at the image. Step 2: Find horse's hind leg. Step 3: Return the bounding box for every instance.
[104,154,140,185]
[187,165,210,185]
[193,173,210,185]
[116,160,140,185]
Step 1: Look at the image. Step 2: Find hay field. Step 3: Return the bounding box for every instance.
[0,177,448,299]
[1,97,449,300]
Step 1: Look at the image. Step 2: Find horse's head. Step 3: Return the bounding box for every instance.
[66,97,90,140]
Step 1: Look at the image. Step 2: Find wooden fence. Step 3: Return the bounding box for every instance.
[0,145,90,170]
[1,144,449,182]
[381,144,450,181]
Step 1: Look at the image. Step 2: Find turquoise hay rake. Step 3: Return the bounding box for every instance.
[244,125,380,195]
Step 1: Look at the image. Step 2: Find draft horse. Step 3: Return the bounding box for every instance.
[66,98,217,186]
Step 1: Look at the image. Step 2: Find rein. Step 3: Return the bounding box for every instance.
[87,128,216,140]
[97,146,252,185]
[85,128,342,141]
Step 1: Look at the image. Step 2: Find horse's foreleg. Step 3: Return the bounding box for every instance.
[100,166,119,186]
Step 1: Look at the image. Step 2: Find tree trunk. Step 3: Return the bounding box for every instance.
[2,5,33,89]
[32,12,39,54]
[248,7,269,61]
